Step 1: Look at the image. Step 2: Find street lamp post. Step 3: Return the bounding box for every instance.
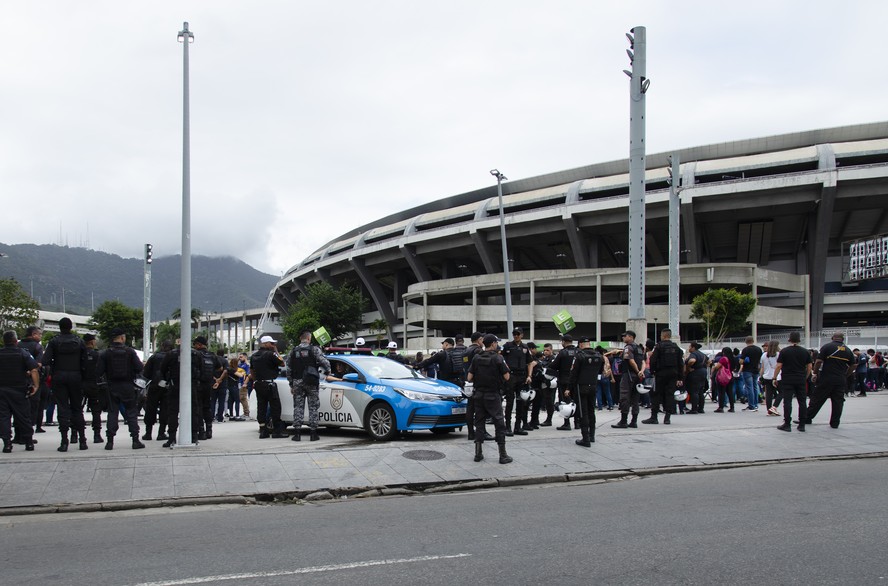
[143,243,153,358]
[176,21,195,447]
[491,169,513,336]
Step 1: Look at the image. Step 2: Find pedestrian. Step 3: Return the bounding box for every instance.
[42,317,88,451]
[772,331,812,432]
[383,342,408,364]
[532,343,556,426]
[226,358,245,420]
[0,330,38,453]
[805,333,855,428]
[595,346,615,412]
[643,328,684,425]
[684,342,709,414]
[141,340,172,441]
[761,341,782,416]
[96,328,145,450]
[466,334,512,464]
[712,347,735,413]
[852,349,868,396]
[287,329,330,441]
[18,325,49,435]
[551,334,580,430]
[81,334,107,443]
[159,341,201,447]
[463,332,485,440]
[500,327,536,436]
[193,336,226,440]
[249,335,287,439]
[738,336,764,412]
[238,352,252,419]
[566,336,603,446]
[611,330,645,429]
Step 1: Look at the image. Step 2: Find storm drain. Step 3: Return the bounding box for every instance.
[402,450,446,461]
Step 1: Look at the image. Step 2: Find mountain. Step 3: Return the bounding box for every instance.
[0,243,279,320]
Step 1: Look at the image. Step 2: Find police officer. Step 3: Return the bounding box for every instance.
[42,317,88,451]
[644,328,685,425]
[81,333,107,443]
[96,328,145,450]
[0,331,39,453]
[193,336,226,440]
[464,332,485,440]
[383,341,408,364]
[466,334,512,464]
[806,332,855,428]
[566,336,603,447]
[612,329,645,429]
[501,327,536,436]
[287,329,331,441]
[534,343,556,426]
[159,340,201,447]
[551,334,580,430]
[249,335,287,439]
[141,340,173,441]
[416,338,456,381]
[684,342,709,414]
[19,325,49,435]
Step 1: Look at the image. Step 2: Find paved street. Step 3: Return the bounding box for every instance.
[1,458,886,585]
[0,393,886,511]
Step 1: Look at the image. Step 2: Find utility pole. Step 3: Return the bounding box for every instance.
[491,169,513,336]
[143,243,153,357]
[624,26,649,338]
[668,154,682,341]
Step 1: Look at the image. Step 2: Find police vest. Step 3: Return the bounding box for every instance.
[654,341,683,373]
[83,348,99,383]
[197,350,217,383]
[502,341,528,371]
[471,351,502,390]
[554,347,579,381]
[145,351,167,383]
[104,345,133,381]
[251,350,280,380]
[0,347,30,390]
[449,345,467,377]
[575,349,604,385]
[623,343,646,377]
[288,345,318,381]
[48,334,84,372]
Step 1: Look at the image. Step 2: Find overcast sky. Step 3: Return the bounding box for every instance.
[2,1,886,276]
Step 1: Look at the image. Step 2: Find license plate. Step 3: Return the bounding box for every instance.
[451,407,466,415]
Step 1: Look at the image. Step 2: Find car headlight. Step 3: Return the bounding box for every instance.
[394,388,442,402]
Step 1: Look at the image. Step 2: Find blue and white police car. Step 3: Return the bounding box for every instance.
[276,354,467,441]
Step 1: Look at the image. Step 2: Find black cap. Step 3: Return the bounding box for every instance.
[482,334,499,346]
[579,336,591,343]
[512,327,523,336]
[622,330,636,338]
[83,333,96,342]
[561,334,573,342]
[194,335,208,346]
[470,332,483,342]
[526,342,537,349]
[109,328,125,338]
[442,337,454,346]
[455,334,465,343]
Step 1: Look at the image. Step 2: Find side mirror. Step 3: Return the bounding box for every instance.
[343,373,360,382]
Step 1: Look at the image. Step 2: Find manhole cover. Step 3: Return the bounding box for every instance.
[402,449,446,461]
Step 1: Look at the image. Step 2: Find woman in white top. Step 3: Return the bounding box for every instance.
[760,341,782,416]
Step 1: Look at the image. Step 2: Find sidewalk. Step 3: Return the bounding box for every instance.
[1,393,886,513]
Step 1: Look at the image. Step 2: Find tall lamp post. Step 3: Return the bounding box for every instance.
[143,243,153,358]
[177,22,195,447]
[491,169,513,336]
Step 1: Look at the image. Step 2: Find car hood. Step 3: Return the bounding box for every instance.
[379,377,463,396]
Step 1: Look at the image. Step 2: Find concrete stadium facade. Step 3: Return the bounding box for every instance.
[264,122,888,349]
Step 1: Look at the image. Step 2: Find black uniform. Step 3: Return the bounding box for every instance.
[616,342,646,425]
[501,340,534,433]
[807,340,854,428]
[159,348,201,445]
[463,343,483,437]
[684,350,709,414]
[529,351,554,426]
[141,350,169,439]
[81,345,108,442]
[195,349,224,439]
[568,346,604,444]
[18,337,49,432]
[0,344,38,450]
[96,342,143,443]
[467,350,509,445]
[250,347,285,437]
[43,332,88,445]
[551,344,579,428]
[647,339,684,423]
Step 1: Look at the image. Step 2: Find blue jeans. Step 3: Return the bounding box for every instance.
[596,379,614,409]
[740,371,760,408]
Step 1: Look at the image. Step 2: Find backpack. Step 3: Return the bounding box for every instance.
[657,341,683,371]
[449,345,467,377]
[52,336,83,372]
[612,356,622,376]
[106,346,132,381]
[716,362,732,386]
[197,351,216,383]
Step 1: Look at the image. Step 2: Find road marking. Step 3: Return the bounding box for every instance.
[129,553,472,586]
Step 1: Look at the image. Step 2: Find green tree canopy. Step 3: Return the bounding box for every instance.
[690,288,757,343]
[89,300,143,346]
[281,282,365,345]
[154,320,180,347]
[0,278,40,336]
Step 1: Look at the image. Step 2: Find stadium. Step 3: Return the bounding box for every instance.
[261,122,888,350]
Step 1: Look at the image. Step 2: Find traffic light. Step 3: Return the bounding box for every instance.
[145,243,153,264]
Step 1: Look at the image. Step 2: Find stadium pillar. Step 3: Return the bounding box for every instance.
[668,154,681,341]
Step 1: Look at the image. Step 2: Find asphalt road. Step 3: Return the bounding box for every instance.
[2,458,885,586]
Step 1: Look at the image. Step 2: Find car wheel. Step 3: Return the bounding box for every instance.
[365,402,397,441]
[430,428,454,435]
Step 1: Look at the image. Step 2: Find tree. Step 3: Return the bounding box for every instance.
[154,320,180,346]
[0,278,40,335]
[281,282,365,345]
[690,288,757,344]
[370,317,389,348]
[89,300,143,345]
[171,307,202,327]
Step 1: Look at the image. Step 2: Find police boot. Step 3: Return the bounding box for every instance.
[503,418,514,437]
[156,428,169,441]
[58,432,69,453]
[259,426,270,439]
[162,430,176,448]
[611,414,629,429]
[575,428,592,448]
[556,420,571,431]
[271,425,288,439]
[70,428,78,444]
[2,439,11,453]
[25,439,34,451]
[142,426,153,441]
[132,435,146,450]
[291,429,301,441]
[467,429,475,441]
[497,443,513,464]
[197,429,206,441]
[309,429,320,442]
[514,420,528,436]
[663,413,671,425]
[79,430,88,451]
[94,430,104,443]
[642,413,659,424]
[205,425,213,440]
[628,415,639,428]
[473,442,484,462]
[104,435,114,451]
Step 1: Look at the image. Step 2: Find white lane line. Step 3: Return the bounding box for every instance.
[129,553,472,586]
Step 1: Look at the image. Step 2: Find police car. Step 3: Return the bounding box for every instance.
[276,354,466,441]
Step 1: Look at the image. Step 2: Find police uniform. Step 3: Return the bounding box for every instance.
[0,338,38,452]
[551,338,579,430]
[807,337,854,428]
[194,345,224,440]
[250,345,286,438]
[141,348,170,441]
[159,347,202,447]
[644,338,684,425]
[501,332,534,435]
[567,338,603,446]
[463,335,484,439]
[287,341,330,441]
[96,340,144,449]
[42,330,88,451]
[19,335,49,433]
[613,332,645,428]
[466,336,512,464]
[81,341,108,443]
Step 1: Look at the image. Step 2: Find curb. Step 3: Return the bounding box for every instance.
[3,451,886,517]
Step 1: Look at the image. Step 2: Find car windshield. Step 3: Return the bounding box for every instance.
[349,356,419,380]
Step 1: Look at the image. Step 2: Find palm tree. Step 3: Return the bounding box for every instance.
[171,307,202,328]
